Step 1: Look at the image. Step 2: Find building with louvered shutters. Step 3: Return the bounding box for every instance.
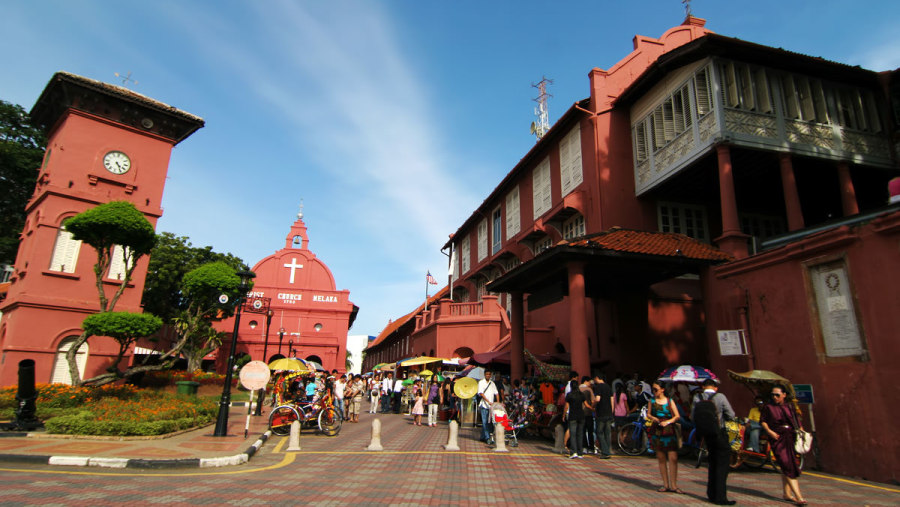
[370,16,900,483]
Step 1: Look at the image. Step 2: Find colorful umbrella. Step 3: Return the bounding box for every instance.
[658,365,719,384]
[420,369,433,377]
[268,357,307,371]
[398,356,445,367]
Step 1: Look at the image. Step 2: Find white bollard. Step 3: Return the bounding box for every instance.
[443,420,461,451]
[366,418,384,451]
[493,421,509,452]
[286,420,301,451]
[553,424,566,454]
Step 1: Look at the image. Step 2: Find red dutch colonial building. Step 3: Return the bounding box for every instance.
[214,211,357,374]
[368,17,900,483]
[0,72,203,386]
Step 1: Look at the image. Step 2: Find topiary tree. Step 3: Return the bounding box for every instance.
[174,262,245,372]
[63,201,157,385]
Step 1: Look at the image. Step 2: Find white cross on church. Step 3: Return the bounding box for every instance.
[284,257,304,284]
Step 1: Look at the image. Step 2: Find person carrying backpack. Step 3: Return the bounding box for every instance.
[692,378,736,505]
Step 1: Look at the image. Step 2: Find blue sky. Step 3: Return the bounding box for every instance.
[3,1,898,337]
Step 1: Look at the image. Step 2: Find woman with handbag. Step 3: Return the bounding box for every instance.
[760,386,807,505]
[647,382,683,494]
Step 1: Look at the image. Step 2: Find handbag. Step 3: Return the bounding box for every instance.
[790,405,813,454]
[794,429,813,454]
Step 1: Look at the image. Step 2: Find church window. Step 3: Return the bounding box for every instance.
[559,125,583,196]
[505,186,520,239]
[533,157,552,219]
[477,219,488,261]
[492,207,502,255]
[563,214,585,240]
[49,226,82,274]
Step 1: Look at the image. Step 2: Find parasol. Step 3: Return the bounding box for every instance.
[460,366,485,380]
[657,365,719,383]
[420,369,433,377]
[268,357,311,372]
[727,369,795,397]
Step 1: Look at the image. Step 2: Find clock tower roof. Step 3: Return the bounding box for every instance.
[30,71,205,145]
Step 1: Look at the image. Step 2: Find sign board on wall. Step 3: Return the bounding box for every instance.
[717,329,747,356]
[793,384,814,404]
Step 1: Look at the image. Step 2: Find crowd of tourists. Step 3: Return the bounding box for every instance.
[293,367,807,506]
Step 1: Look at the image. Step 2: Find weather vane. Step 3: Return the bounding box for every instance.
[682,0,692,17]
[114,71,138,87]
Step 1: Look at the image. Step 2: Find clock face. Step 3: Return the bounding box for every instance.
[103,150,131,175]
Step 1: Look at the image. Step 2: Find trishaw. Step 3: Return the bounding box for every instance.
[268,371,342,437]
[726,370,804,472]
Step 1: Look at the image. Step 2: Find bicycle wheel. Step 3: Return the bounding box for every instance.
[318,406,342,436]
[743,449,769,469]
[618,422,646,456]
[269,405,300,436]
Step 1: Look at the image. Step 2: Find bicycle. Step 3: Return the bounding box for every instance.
[269,393,342,437]
[617,407,654,455]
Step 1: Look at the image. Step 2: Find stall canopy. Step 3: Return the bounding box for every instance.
[398,356,446,367]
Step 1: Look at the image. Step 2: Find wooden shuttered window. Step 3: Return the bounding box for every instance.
[477,219,488,261]
[533,157,552,219]
[559,124,583,197]
[505,186,520,239]
[107,245,133,281]
[49,227,82,273]
[461,235,471,274]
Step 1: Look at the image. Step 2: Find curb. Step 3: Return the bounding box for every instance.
[0,431,273,469]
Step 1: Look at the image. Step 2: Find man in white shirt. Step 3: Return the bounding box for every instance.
[477,370,500,444]
[392,375,405,413]
[380,373,393,413]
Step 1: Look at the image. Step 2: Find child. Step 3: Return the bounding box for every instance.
[411,381,425,426]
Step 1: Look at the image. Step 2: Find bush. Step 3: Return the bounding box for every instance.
[0,384,216,436]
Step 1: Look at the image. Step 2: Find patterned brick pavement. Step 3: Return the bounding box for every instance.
[0,408,897,505]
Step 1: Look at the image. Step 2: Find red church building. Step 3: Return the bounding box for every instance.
[369,17,899,483]
[0,72,203,386]
[215,210,357,373]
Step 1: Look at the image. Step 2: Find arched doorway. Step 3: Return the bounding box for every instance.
[50,337,88,384]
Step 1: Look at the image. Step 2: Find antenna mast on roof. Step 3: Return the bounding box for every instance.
[113,71,138,88]
[530,76,552,142]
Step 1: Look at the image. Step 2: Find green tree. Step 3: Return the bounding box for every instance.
[64,201,158,385]
[175,262,245,372]
[141,232,247,322]
[0,100,46,264]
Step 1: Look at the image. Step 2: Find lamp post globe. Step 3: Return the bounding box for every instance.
[213,269,255,437]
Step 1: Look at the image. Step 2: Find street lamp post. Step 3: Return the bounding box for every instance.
[287,340,293,358]
[278,328,285,355]
[213,270,255,437]
[254,309,275,417]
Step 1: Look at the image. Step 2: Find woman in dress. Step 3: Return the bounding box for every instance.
[760,386,807,505]
[411,380,425,426]
[647,381,682,494]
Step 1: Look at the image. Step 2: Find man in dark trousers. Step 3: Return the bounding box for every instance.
[692,379,736,505]
[592,372,614,459]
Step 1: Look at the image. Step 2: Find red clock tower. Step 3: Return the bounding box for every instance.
[0,72,203,386]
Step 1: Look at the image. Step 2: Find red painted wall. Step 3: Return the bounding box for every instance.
[0,109,180,386]
[704,215,900,483]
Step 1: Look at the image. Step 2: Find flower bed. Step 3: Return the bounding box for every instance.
[0,383,217,436]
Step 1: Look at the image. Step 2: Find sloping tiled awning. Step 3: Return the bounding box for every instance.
[487,228,731,297]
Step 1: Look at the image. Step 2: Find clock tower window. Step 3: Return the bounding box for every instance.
[48,226,82,274]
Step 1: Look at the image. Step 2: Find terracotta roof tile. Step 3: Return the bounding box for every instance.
[563,228,732,261]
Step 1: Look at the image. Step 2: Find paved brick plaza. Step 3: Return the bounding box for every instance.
[0,408,897,505]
